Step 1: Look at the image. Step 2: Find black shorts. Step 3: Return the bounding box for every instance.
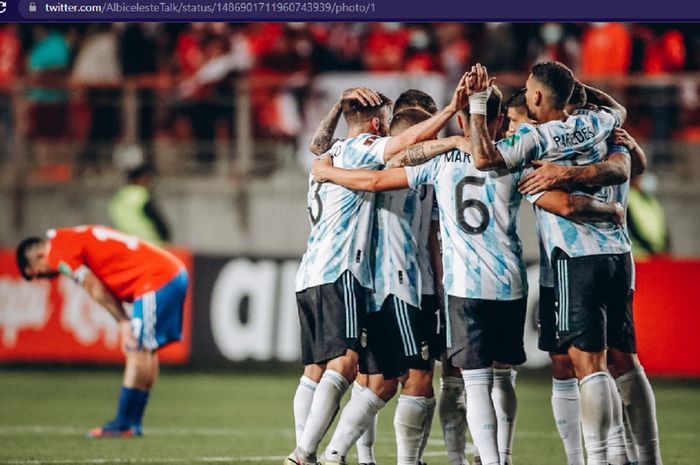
[538,285,565,354]
[296,271,368,365]
[446,296,527,370]
[421,293,447,360]
[553,249,636,353]
[360,295,434,379]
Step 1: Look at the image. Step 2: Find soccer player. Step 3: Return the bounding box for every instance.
[466,61,658,465]
[308,88,445,465]
[15,225,188,438]
[312,86,623,465]
[287,78,469,465]
[503,88,536,138]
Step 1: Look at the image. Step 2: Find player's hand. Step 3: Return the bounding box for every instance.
[467,63,496,95]
[341,87,383,107]
[610,128,635,150]
[518,160,571,194]
[119,320,139,354]
[612,201,625,226]
[311,154,333,182]
[448,71,470,113]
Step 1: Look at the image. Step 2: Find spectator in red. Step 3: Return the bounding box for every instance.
[580,22,632,77]
[405,25,440,72]
[363,23,410,72]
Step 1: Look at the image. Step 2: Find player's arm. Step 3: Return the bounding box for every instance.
[386,136,462,168]
[308,87,383,156]
[534,191,624,225]
[581,81,627,126]
[383,72,469,161]
[518,153,630,195]
[311,155,409,192]
[611,128,647,176]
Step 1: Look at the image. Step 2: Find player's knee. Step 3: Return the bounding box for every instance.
[550,353,576,379]
[401,369,434,397]
[567,347,607,379]
[303,364,326,383]
[607,349,639,379]
[368,376,399,402]
[327,350,359,382]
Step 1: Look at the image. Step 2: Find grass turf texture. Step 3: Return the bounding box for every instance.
[0,369,697,464]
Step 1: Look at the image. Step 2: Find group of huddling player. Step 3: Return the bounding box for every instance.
[286,61,663,465]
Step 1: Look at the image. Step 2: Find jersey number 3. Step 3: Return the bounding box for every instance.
[455,176,490,235]
[308,181,323,225]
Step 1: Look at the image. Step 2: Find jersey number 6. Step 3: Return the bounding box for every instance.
[455,176,490,235]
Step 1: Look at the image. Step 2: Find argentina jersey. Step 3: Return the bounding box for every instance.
[404,149,527,301]
[295,134,390,292]
[370,188,423,312]
[497,108,630,259]
[417,186,438,296]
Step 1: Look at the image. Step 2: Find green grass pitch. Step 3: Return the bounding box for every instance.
[0,368,697,464]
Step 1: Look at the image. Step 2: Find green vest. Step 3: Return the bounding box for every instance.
[627,188,667,258]
[109,185,163,245]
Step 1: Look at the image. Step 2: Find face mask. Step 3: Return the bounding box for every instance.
[381,22,402,32]
[541,24,563,44]
[410,30,430,50]
[640,173,659,195]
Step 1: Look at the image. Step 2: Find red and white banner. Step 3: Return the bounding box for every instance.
[0,249,192,364]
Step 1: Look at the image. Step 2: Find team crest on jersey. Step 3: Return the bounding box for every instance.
[363,135,379,146]
[360,328,368,348]
[421,341,430,360]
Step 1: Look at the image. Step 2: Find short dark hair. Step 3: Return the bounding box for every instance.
[394,89,438,115]
[390,108,432,134]
[462,84,503,124]
[504,87,527,110]
[530,61,575,110]
[568,80,587,108]
[342,92,393,126]
[16,237,43,281]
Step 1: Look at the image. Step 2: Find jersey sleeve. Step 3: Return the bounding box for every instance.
[606,144,630,156]
[347,134,391,166]
[597,106,623,129]
[495,124,543,169]
[46,229,86,280]
[404,156,440,189]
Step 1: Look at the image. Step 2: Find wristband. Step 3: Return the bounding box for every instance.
[468,88,493,115]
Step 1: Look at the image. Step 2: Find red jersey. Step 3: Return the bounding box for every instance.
[46,225,184,302]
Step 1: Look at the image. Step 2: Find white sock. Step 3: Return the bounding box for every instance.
[293,376,318,444]
[324,385,386,461]
[462,368,499,465]
[353,383,377,465]
[551,378,585,465]
[417,396,436,463]
[492,369,517,465]
[439,376,468,465]
[616,366,663,465]
[579,372,613,465]
[607,374,629,465]
[394,395,432,465]
[623,407,639,463]
[297,370,349,461]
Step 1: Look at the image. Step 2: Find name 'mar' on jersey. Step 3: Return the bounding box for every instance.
[295,134,390,292]
[405,149,527,301]
[497,107,631,260]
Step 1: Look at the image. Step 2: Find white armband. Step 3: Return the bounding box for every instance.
[469,88,493,115]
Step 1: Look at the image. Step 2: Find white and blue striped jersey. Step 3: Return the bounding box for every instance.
[417,186,438,297]
[405,149,527,301]
[370,187,423,311]
[498,108,630,259]
[295,134,390,292]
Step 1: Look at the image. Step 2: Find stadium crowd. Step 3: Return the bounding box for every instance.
[1,22,699,176]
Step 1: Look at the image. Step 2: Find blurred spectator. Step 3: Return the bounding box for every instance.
[479,23,517,72]
[363,23,410,72]
[529,23,580,71]
[0,24,21,164]
[109,164,171,245]
[627,173,671,260]
[73,23,122,173]
[404,25,440,72]
[580,22,631,76]
[435,23,472,83]
[26,25,70,141]
[308,23,364,72]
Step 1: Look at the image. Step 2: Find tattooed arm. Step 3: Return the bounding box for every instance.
[582,81,627,126]
[309,87,383,156]
[386,136,462,168]
[535,191,625,225]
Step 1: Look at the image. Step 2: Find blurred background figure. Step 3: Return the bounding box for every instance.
[109,164,171,246]
[627,173,671,260]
